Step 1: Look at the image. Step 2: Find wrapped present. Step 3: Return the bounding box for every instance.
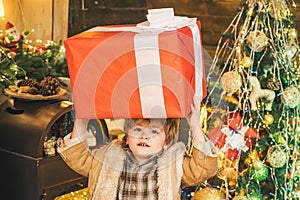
[64,16,206,118]
[208,112,259,160]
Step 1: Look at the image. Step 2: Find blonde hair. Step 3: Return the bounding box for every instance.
[123,118,180,145]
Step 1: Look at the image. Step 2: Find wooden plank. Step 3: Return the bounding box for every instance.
[203,44,217,58]
[200,15,236,46]
[175,0,241,17]
[147,0,175,8]
[3,0,52,43]
[3,0,68,43]
[53,0,69,42]
[2,0,26,33]
[101,0,146,8]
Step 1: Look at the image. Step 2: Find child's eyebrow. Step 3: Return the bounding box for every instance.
[149,123,164,129]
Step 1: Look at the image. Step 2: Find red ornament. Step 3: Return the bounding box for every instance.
[34,45,47,54]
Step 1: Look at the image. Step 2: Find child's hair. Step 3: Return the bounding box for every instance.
[123,118,180,145]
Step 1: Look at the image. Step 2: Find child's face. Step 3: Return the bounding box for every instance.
[127,119,167,161]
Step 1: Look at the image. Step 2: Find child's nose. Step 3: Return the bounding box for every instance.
[139,129,151,139]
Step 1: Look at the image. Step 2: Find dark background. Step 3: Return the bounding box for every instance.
[67,0,300,69]
[67,0,246,57]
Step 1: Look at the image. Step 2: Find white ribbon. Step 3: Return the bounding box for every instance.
[134,32,167,118]
[133,20,202,118]
[187,23,203,98]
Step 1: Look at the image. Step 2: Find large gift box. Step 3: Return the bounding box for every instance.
[64,17,206,119]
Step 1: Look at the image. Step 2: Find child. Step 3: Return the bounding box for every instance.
[58,96,218,200]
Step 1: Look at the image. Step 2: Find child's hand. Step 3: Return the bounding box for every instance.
[187,96,201,131]
[71,118,89,138]
[187,96,206,143]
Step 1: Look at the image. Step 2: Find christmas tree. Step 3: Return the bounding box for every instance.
[194,0,300,199]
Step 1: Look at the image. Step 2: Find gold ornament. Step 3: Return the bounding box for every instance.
[281,86,300,108]
[247,30,269,52]
[248,149,260,160]
[240,56,252,68]
[266,78,281,91]
[248,76,275,111]
[288,28,298,39]
[263,113,274,125]
[233,195,248,200]
[220,71,242,94]
[245,149,260,166]
[192,187,225,200]
[267,146,288,168]
[244,157,252,166]
[219,167,237,180]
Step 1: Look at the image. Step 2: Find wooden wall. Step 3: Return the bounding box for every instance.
[68,0,147,36]
[2,0,68,43]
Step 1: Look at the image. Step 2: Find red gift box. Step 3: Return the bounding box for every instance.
[64,20,206,118]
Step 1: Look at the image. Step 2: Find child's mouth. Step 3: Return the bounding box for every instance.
[137,143,150,147]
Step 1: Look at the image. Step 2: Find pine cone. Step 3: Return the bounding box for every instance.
[28,87,40,95]
[17,78,39,88]
[39,76,61,96]
[17,78,40,95]
[266,78,281,91]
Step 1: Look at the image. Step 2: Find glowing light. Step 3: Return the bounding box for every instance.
[0,0,4,17]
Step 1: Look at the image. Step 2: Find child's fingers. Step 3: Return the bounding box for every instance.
[74,119,89,134]
[191,103,195,112]
[193,96,201,111]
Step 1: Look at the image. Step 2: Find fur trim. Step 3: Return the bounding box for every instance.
[157,142,185,200]
[92,142,125,200]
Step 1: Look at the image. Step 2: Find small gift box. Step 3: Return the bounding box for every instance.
[208,112,260,160]
[64,9,206,118]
